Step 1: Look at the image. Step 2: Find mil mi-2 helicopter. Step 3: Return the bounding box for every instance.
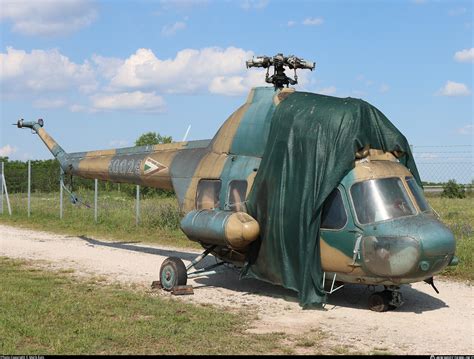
[17,53,457,311]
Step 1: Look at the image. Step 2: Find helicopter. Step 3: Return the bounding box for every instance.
[17,53,458,311]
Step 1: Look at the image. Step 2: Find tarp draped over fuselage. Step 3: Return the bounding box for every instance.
[242,91,421,308]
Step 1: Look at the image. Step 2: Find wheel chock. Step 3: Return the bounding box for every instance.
[171,285,194,295]
[151,280,162,289]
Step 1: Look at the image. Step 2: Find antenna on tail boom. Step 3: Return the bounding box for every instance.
[246,53,315,90]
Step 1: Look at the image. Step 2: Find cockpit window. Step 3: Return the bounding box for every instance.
[406,177,431,212]
[350,177,416,224]
[321,188,347,230]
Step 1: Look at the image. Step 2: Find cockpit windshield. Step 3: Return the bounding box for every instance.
[350,177,416,224]
[406,176,431,212]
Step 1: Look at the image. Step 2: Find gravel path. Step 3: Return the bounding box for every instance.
[1,224,472,354]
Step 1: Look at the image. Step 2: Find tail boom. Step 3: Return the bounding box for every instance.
[17,119,205,190]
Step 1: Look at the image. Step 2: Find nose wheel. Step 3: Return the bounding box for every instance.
[368,288,404,312]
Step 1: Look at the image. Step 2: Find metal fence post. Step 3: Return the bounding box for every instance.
[136,185,140,226]
[2,165,12,216]
[59,168,64,220]
[28,160,31,218]
[94,179,98,223]
[1,162,3,215]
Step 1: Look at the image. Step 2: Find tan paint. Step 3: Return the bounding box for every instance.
[37,128,58,152]
[211,105,250,154]
[83,149,117,158]
[245,171,258,198]
[224,212,260,250]
[320,239,366,276]
[182,152,229,212]
[152,142,187,151]
[353,158,412,182]
[77,155,114,180]
[273,87,295,106]
[367,149,398,161]
[212,88,254,155]
[139,150,181,189]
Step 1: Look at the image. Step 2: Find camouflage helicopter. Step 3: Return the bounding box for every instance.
[17,53,458,311]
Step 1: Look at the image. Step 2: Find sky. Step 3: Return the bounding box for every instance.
[0,0,472,181]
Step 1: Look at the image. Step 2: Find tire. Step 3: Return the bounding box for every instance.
[368,292,389,312]
[159,257,187,291]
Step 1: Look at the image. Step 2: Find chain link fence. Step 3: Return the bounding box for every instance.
[412,145,473,192]
[0,161,181,232]
[0,145,472,219]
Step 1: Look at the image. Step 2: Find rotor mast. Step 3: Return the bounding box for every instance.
[246,53,315,90]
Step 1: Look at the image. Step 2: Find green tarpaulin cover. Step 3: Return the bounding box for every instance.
[242,91,421,308]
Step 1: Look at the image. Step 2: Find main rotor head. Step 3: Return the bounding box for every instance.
[246,53,315,90]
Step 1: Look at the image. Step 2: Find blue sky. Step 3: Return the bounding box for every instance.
[0,0,472,181]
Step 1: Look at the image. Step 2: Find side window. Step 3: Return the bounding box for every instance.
[321,188,347,230]
[228,180,248,212]
[196,179,221,210]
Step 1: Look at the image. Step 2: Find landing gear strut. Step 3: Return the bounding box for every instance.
[158,245,226,293]
[368,287,404,312]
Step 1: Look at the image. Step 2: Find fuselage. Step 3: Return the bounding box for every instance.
[26,86,457,286]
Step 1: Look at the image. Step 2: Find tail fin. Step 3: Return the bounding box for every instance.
[17,119,70,172]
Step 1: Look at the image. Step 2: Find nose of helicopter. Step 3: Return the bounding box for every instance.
[417,217,456,274]
[361,214,457,278]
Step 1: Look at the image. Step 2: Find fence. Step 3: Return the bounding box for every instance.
[412,145,473,192]
[0,145,472,219]
[0,161,182,234]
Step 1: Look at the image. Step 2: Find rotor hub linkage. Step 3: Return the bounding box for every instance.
[246,53,315,89]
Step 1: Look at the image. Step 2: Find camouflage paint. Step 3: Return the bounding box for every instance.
[24,88,456,287]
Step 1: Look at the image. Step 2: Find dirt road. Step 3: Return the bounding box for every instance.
[1,224,472,354]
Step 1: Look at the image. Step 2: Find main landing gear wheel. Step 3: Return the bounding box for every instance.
[368,289,404,312]
[368,291,391,312]
[159,257,187,291]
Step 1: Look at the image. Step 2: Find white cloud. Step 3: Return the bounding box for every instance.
[287,20,296,27]
[92,91,166,113]
[0,0,97,36]
[0,145,17,157]
[454,48,474,63]
[33,98,66,109]
[91,55,124,79]
[302,17,324,26]
[209,70,266,96]
[109,47,269,95]
[317,86,337,96]
[457,124,473,135]
[0,47,97,95]
[241,0,269,10]
[161,21,187,36]
[70,104,88,113]
[437,81,471,97]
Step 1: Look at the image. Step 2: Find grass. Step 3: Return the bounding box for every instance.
[426,194,473,282]
[0,191,197,249]
[0,191,472,281]
[0,257,288,355]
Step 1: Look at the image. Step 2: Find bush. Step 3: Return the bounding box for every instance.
[442,179,466,199]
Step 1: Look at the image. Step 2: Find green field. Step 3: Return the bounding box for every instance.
[0,191,195,249]
[0,191,472,281]
[1,257,370,355]
[0,257,287,355]
[425,194,473,281]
